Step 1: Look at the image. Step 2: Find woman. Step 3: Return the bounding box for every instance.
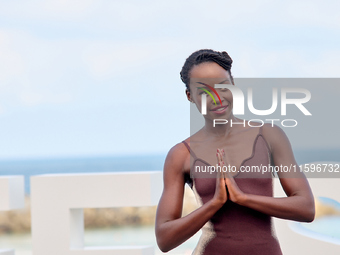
[155,49,315,255]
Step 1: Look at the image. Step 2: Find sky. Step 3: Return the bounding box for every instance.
[0,0,340,160]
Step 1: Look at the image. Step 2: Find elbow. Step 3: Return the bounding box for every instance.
[158,245,170,253]
[300,199,315,223]
[304,206,315,223]
[156,237,171,253]
[156,228,172,253]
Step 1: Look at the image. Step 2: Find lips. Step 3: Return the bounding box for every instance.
[211,105,228,114]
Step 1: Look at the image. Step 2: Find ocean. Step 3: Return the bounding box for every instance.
[0,150,339,254]
[0,149,339,194]
[0,154,166,194]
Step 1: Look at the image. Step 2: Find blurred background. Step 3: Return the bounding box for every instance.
[0,0,339,254]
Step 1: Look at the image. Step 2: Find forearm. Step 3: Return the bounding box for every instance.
[239,193,315,222]
[157,199,222,252]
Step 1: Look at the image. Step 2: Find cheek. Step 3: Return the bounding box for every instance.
[220,90,233,103]
[191,92,199,102]
[196,95,206,107]
[227,91,233,103]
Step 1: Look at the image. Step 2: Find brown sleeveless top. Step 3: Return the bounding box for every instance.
[182,126,283,255]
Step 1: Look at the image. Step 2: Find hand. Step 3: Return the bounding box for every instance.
[212,149,228,206]
[216,148,246,205]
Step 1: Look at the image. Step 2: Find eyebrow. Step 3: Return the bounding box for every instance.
[195,79,229,87]
[217,79,229,84]
[195,82,223,105]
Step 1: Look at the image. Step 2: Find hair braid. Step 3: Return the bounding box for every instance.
[180,49,234,91]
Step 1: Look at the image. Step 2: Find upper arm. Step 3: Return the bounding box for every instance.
[262,124,314,201]
[155,143,188,231]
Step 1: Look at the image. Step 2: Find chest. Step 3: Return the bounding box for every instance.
[191,135,273,202]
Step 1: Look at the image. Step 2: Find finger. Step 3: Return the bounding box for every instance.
[217,149,228,180]
[219,150,226,179]
[219,150,226,166]
[224,168,233,179]
[216,152,223,179]
[222,163,233,182]
[217,149,226,177]
[216,148,221,159]
[217,149,228,182]
[219,149,228,170]
[219,148,225,160]
[221,148,226,161]
[221,166,230,196]
[225,172,237,187]
[223,166,229,182]
[216,149,223,164]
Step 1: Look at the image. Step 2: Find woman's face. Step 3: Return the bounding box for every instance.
[187,62,234,120]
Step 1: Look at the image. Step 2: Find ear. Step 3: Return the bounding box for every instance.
[229,72,235,85]
[185,89,193,102]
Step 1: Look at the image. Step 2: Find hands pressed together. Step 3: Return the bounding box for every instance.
[213,148,247,206]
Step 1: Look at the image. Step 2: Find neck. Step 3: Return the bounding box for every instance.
[202,115,244,138]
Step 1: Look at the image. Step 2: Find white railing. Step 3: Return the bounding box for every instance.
[30,171,162,255]
[0,176,25,255]
[2,162,340,255]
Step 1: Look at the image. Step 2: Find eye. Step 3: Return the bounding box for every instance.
[220,87,229,92]
[198,88,209,95]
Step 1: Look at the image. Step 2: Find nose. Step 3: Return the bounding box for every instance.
[212,93,223,106]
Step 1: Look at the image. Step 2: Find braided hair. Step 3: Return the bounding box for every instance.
[180,49,234,91]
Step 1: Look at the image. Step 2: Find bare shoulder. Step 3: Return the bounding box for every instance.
[261,123,289,153]
[166,141,189,165]
[262,122,286,136]
[164,141,190,177]
[261,123,300,178]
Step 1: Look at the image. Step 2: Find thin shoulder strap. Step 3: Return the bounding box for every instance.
[259,125,263,135]
[182,140,198,159]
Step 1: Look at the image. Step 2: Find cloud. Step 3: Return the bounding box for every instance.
[0,29,77,109]
[81,42,152,79]
[0,30,26,89]
[19,91,73,106]
[233,48,340,77]
[0,0,95,21]
[0,0,338,36]
[286,0,340,28]
[0,0,339,158]
[0,3,339,103]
